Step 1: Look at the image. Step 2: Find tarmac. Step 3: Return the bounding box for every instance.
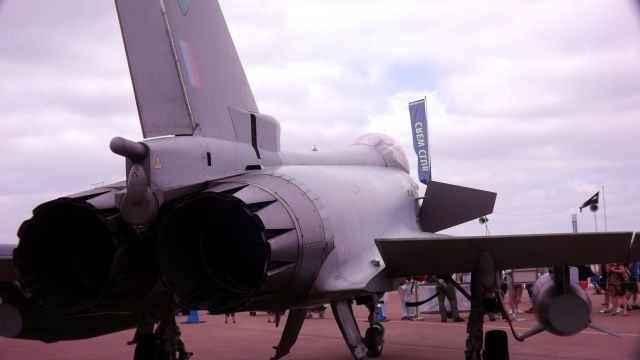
[1,291,639,360]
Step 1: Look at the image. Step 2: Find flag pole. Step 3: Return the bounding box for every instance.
[602,186,608,232]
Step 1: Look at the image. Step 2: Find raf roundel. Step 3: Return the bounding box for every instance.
[177,0,190,15]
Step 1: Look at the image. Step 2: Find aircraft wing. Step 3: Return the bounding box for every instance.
[375,232,637,277]
[115,0,258,139]
[0,244,17,281]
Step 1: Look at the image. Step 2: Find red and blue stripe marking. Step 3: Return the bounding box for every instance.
[179,40,201,88]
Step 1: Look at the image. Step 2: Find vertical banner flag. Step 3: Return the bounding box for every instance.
[409,98,431,185]
[571,214,578,233]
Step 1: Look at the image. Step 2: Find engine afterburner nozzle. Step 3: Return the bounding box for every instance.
[14,199,120,313]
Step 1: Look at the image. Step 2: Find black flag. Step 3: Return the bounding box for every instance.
[579,192,599,213]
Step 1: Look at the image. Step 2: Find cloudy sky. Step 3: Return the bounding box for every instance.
[0,0,639,244]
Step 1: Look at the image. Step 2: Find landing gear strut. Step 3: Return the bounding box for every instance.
[271,309,308,360]
[131,312,192,360]
[464,293,509,360]
[363,299,384,358]
[331,296,385,360]
[363,324,384,357]
[463,252,508,360]
[464,276,485,360]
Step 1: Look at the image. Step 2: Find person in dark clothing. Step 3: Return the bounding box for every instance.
[607,263,628,316]
[435,273,465,323]
[599,263,611,313]
[224,312,236,323]
[576,265,594,280]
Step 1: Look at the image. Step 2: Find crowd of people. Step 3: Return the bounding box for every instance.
[596,262,639,316]
[394,266,635,323]
[200,264,638,325]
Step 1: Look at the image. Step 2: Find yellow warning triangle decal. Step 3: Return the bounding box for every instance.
[154,155,162,169]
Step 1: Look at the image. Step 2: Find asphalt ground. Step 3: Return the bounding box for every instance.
[1,291,639,360]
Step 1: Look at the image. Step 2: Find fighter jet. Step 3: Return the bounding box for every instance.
[0,1,638,359]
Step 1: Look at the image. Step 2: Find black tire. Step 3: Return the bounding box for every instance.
[134,334,171,360]
[364,324,384,358]
[482,330,509,360]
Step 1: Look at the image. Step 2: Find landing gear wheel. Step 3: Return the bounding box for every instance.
[133,334,170,360]
[482,330,509,360]
[364,323,384,357]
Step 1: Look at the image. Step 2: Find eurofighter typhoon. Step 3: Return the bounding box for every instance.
[0,1,638,359]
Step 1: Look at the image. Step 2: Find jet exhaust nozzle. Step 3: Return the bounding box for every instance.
[14,198,132,314]
[158,178,328,314]
[157,192,269,312]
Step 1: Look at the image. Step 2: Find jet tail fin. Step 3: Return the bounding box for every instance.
[115,0,258,139]
[418,181,496,233]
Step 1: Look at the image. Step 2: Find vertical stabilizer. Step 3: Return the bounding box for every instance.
[115,0,258,139]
